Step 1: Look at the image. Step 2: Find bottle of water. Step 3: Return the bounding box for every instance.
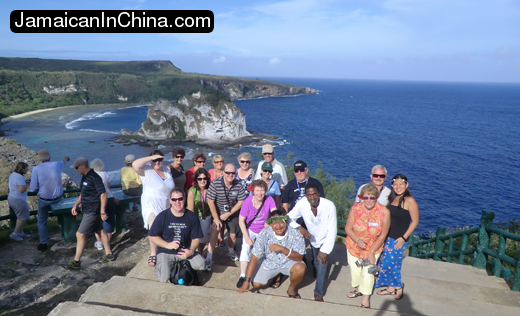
[178,278,185,285]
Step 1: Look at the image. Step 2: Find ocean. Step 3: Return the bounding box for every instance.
[4,78,520,235]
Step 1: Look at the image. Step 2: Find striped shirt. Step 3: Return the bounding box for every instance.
[207,177,247,214]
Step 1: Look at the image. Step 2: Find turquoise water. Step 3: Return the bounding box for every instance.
[5,79,520,235]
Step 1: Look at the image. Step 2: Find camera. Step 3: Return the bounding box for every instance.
[367,265,380,275]
[223,205,229,212]
[355,258,370,267]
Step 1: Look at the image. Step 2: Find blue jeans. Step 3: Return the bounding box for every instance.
[311,244,328,297]
[37,197,61,244]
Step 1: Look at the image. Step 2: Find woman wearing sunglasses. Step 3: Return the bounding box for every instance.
[236,152,254,189]
[187,168,213,255]
[209,155,225,182]
[375,174,419,300]
[133,149,175,267]
[185,152,206,194]
[167,147,186,192]
[259,162,281,210]
[345,183,390,309]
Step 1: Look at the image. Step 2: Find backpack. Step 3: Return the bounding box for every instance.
[169,259,199,286]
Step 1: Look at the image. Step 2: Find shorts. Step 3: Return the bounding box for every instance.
[252,259,305,285]
[8,196,30,221]
[123,187,142,197]
[222,213,239,235]
[78,213,104,235]
[239,229,259,262]
[199,216,212,243]
[102,197,116,234]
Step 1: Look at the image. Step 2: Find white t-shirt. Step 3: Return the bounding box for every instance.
[95,171,114,198]
[8,172,27,200]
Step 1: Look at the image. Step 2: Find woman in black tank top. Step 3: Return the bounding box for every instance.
[374,174,419,300]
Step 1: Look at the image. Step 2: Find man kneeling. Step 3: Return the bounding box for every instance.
[236,210,306,298]
[148,188,205,282]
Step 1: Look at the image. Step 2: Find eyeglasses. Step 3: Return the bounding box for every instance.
[196,160,206,164]
[362,196,377,201]
[214,161,224,164]
[294,169,305,173]
[197,177,208,181]
[152,158,163,162]
[240,160,251,164]
[170,197,184,202]
[175,155,184,159]
[224,171,235,175]
[266,215,289,225]
[372,174,386,179]
[263,153,273,156]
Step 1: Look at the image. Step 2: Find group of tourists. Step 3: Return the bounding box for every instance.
[7,144,419,307]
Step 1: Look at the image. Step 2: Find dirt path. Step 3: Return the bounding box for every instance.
[0,211,150,316]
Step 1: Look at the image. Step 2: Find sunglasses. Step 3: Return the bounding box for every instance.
[224,171,235,175]
[175,155,184,159]
[372,174,386,179]
[263,153,273,155]
[152,158,164,162]
[197,177,208,181]
[170,197,184,202]
[214,161,224,164]
[196,160,206,164]
[362,196,377,201]
[240,160,251,164]
[262,170,272,173]
[266,215,289,225]
[75,166,80,170]
[294,169,305,173]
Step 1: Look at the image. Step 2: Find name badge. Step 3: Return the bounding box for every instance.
[368,222,378,227]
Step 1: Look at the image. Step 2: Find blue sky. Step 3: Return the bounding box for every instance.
[2,0,520,82]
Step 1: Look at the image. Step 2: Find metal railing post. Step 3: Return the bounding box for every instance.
[433,226,446,261]
[474,210,495,269]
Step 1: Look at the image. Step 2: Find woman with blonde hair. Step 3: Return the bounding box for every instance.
[208,155,225,182]
[236,152,254,189]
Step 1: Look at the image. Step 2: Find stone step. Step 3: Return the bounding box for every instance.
[48,301,157,316]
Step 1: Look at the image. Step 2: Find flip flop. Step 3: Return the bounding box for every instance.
[148,255,157,267]
[270,274,282,288]
[287,291,301,299]
[361,304,370,309]
[377,288,395,296]
[347,289,362,298]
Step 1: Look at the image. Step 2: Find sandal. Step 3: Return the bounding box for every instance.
[269,274,282,288]
[148,255,157,267]
[361,304,370,309]
[287,291,301,299]
[394,284,405,300]
[377,288,395,296]
[347,289,362,298]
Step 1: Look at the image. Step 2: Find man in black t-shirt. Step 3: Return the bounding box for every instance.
[282,160,325,213]
[148,188,205,282]
[63,157,114,270]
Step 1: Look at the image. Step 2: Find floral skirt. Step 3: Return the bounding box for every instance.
[375,237,407,288]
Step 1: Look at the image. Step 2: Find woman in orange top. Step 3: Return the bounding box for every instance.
[345,183,390,309]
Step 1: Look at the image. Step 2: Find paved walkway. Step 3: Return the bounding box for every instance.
[48,243,520,316]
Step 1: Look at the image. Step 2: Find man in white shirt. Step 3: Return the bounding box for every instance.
[288,182,337,302]
[354,165,391,206]
[254,144,288,193]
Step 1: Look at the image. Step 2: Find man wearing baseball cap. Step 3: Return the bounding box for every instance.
[254,144,288,193]
[30,149,70,252]
[282,160,324,213]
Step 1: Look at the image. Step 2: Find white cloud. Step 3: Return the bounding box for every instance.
[269,57,281,64]
[213,56,226,63]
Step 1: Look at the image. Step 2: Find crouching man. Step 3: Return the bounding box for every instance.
[148,188,205,282]
[236,210,306,299]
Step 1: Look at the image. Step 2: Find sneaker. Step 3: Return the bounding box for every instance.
[19,232,31,238]
[37,243,48,252]
[63,260,81,270]
[204,258,212,272]
[97,253,115,263]
[94,241,103,250]
[228,249,239,262]
[236,276,245,288]
[9,233,23,241]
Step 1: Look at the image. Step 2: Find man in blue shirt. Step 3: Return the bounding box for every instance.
[30,149,70,252]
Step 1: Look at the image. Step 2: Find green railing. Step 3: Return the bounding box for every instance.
[409,210,520,291]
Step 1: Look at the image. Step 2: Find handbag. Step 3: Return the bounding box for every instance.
[236,196,267,238]
[169,259,199,286]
